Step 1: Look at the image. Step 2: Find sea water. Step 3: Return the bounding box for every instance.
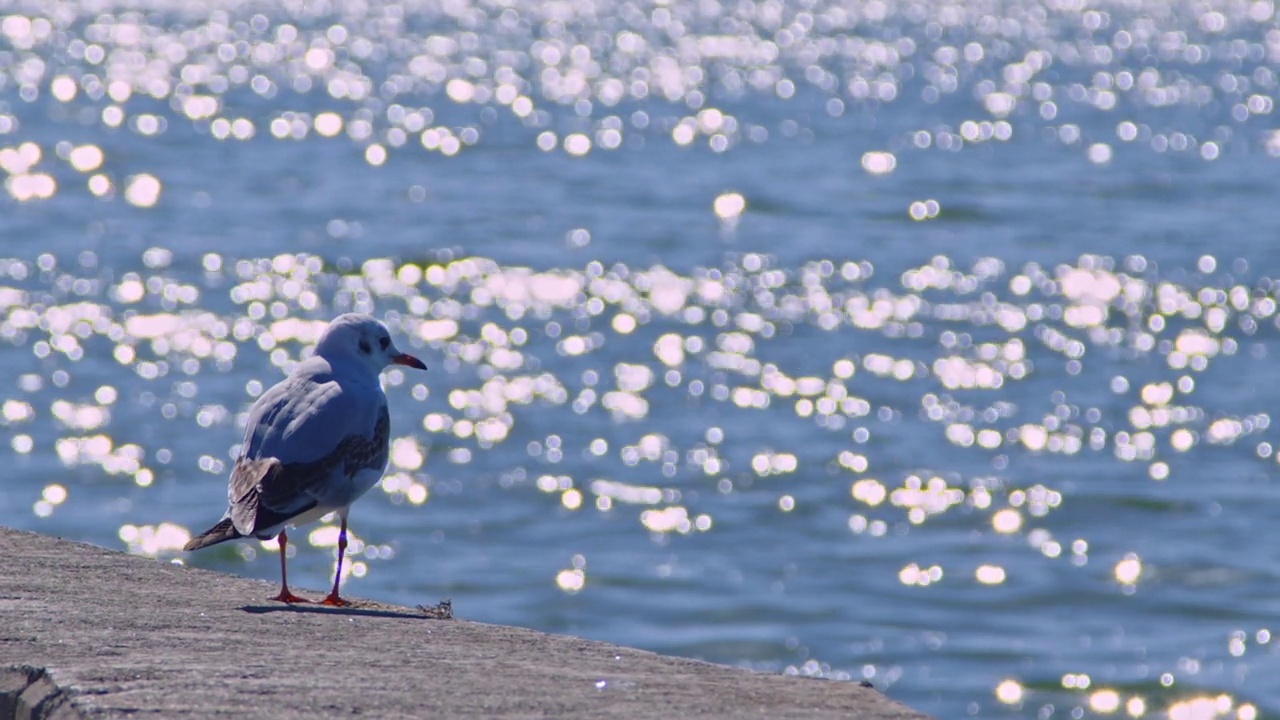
[3,1,1280,717]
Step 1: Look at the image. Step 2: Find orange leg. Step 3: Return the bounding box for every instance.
[320,517,350,607]
[269,529,309,604]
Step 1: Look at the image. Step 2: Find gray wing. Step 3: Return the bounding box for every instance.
[228,407,391,537]
[242,357,383,465]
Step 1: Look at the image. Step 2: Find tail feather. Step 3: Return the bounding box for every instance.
[183,518,243,551]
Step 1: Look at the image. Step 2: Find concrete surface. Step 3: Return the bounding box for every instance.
[1,527,929,719]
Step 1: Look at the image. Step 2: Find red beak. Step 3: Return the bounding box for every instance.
[392,353,427,370]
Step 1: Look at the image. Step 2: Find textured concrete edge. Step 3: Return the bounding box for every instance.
[2,527,931,719]
[0,666,83,720]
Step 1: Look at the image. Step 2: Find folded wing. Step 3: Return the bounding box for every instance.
[229,407,391,537]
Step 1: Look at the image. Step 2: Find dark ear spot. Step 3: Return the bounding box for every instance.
[359,339,372,354]
[379,336,390,350]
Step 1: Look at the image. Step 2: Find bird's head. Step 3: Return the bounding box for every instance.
[314,313,427,375]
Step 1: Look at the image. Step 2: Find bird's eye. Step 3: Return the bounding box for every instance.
[379,336,390,350]
[359,339,372,354]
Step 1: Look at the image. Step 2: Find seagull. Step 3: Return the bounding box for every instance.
[184,313,427,606]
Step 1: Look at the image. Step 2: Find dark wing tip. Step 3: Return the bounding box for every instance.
[183,518,242,551]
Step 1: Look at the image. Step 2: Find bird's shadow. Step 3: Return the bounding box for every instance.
[239,604,432,620]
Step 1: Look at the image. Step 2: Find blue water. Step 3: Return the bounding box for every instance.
[4,1,1280,717]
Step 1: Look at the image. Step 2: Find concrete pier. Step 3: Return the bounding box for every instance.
[1,527,928,719]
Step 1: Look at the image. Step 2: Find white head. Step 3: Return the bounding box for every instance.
[314,313,427,375]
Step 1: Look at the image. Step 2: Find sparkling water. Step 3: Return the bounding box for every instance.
[3,0,1280,717]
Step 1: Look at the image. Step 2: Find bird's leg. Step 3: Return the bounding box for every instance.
[320,517,351,607]
[269,529,309,604]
